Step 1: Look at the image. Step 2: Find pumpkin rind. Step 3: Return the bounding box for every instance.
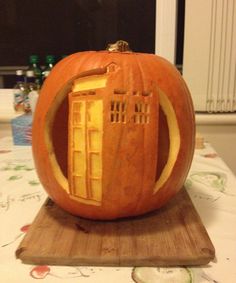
[32,50,195,220]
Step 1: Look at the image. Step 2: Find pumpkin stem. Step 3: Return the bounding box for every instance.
[106,40,131,52]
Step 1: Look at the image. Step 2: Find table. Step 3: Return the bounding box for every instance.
[0,136,236,283]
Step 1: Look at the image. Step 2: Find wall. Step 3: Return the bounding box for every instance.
[183,0,236,175]
[183,0,236,112]
[196,114,236,175]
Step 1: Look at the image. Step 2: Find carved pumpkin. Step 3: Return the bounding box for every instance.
[32,41,195,220]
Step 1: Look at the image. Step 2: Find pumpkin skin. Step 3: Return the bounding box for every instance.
[32,44,195,220]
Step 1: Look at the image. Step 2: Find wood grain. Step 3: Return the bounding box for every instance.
[16,188,215,266]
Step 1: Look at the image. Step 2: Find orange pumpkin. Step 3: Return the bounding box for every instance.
[32,41,195,220]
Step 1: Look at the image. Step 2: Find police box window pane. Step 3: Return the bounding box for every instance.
[0,0,156,67]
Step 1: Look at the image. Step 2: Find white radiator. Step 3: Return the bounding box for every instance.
[183,0,236,113]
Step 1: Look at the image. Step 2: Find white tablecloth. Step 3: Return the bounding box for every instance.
[0,136,236,283]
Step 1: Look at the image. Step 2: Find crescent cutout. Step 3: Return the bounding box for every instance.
[153,89,181,194]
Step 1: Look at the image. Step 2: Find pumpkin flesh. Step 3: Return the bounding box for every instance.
[32,51,195,220]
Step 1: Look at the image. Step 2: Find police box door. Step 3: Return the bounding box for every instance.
[68,94,103,206]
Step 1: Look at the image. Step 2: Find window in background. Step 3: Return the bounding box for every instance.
[0,0,185,88]
[0,0,155,63]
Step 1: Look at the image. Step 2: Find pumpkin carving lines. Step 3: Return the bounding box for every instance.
[69,95,103,206]
[33,42,195,219]
[154,90,181,193]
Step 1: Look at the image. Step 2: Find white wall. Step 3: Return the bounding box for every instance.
[183,0,236,112]
[155,0,177,63]
[183,0,236,175]
[196,115,236,175]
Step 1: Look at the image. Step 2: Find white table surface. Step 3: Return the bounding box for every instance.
[0,135,236,283]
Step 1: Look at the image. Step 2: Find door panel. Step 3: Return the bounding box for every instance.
[69,95,103,205]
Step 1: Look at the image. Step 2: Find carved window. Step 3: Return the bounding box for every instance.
[110,101,127,123]
[134,102,150,124]
[132,91,152,96]
[114,89,127,95]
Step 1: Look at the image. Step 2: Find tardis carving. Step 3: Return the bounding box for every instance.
[68,64,158,206]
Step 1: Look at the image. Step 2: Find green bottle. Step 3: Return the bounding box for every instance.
[42,55,55,82]
[28,55,42,90]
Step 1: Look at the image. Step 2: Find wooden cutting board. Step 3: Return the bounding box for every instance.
[16,188,215,266]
